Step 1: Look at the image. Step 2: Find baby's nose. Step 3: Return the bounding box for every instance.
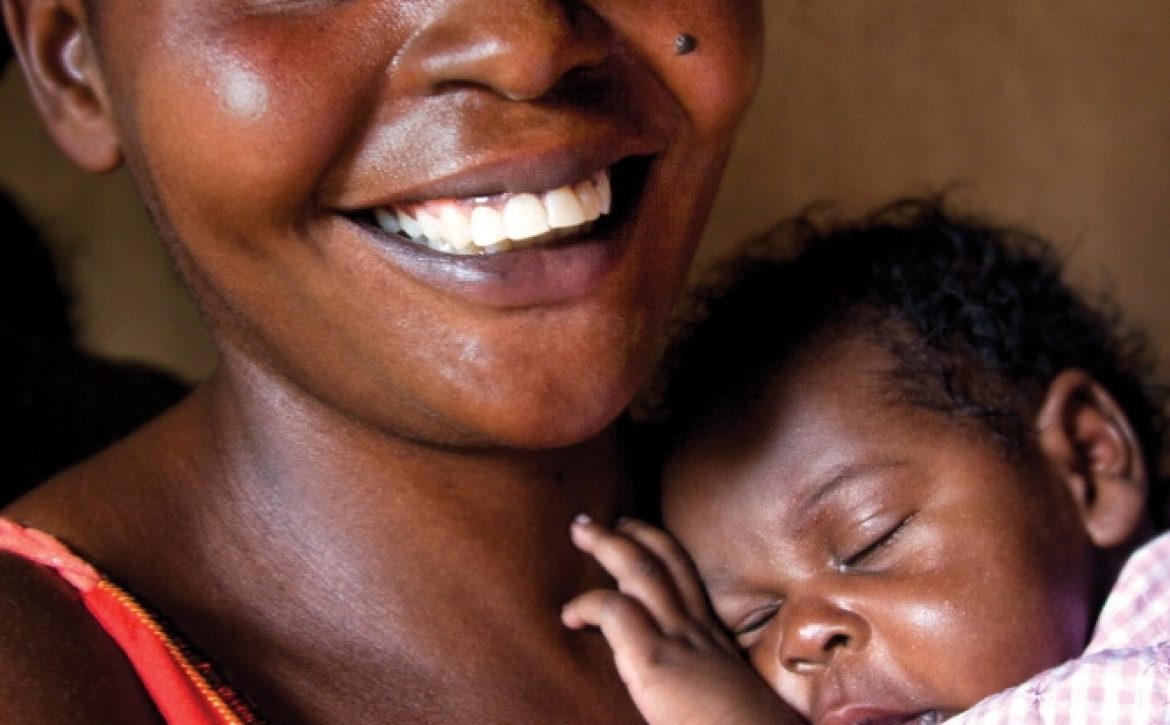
[777,597,869,676]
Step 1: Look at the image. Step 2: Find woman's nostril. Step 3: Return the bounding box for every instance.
[389,3,608,101]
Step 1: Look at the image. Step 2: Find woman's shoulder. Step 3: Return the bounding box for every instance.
[0,549,162,723]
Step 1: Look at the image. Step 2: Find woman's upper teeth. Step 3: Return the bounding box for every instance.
[374,169,612,254]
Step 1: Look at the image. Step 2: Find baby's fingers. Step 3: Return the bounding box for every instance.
[562,590,657,639]
[615,519,714,629]
[570,516,692,635]
[565,590,796,725]
[561,589,665,674]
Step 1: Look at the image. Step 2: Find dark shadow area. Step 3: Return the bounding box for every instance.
[1,189,189,504]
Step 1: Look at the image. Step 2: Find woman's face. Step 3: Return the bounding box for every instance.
[663,336,1093,723]
[89,0,763,446]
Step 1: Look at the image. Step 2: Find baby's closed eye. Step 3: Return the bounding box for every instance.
[721,601,782,648]
[836,511,917,572]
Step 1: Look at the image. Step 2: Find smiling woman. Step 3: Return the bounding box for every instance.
[0,0,764,722]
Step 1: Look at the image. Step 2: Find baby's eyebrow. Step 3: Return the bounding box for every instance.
[794,459,910,521]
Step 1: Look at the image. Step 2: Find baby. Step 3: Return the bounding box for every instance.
[563,200,1169,724]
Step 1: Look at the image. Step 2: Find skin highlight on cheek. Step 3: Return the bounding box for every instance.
[901,598,957,634]
[216,60,270,122]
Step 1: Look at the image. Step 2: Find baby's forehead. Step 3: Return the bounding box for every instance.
[658,337,1017,511]
[666,326,907,444]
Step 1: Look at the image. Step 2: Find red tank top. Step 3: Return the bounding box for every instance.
[0,518,261,724]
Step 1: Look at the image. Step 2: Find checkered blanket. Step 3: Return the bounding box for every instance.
[957,532,1170,724]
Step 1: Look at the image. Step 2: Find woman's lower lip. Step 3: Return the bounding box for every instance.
[354,218,626,308]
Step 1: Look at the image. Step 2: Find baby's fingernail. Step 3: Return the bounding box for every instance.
[573,513,592,526]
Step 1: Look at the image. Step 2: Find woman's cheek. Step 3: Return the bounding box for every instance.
[669,0,764,137]
[215,60,271,122]
[590,0,764,141]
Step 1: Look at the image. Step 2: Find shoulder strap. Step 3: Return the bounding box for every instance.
[0,519,260,725]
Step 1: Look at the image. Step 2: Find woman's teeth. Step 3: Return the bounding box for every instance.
[374,169,612,255]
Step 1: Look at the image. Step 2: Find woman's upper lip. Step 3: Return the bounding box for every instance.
[331,136,660,211]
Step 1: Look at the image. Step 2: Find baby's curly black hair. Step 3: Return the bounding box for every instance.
[651,198,1168,526]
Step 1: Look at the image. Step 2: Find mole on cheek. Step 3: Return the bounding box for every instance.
[216,62,270,121]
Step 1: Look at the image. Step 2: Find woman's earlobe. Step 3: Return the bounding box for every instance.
[1035,370,1149,549]
[3,0,121,172]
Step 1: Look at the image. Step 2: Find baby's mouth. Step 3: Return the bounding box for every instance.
[371,168,611,255]
[826,707,948,725]
[861,710,945,725]
[899,712,943,724]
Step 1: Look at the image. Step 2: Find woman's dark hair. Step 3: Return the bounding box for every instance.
[651,198,1168,525]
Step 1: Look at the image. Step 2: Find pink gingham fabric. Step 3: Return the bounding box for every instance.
[955,532,1170,724]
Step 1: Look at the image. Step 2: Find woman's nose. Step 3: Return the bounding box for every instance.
[777,598,869,675]
[391,0,609,101]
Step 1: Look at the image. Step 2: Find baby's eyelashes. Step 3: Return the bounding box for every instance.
[835,512,916,572]
[724,601,782,647]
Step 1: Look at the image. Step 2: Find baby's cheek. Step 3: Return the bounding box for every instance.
[877,591,1038,709]
[896,596,963,637]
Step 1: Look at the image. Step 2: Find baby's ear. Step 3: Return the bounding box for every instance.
[1035,369,1148,548]
[3,0,120,171]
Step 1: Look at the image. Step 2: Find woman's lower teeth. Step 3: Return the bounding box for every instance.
[375,170,611,254]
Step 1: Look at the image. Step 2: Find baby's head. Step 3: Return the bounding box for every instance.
[653,200,1166,722]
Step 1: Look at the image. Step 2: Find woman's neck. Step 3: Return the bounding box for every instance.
[200,360,634,719]
[204,356,627,547]
[7,358,643,721]
[10,358,638,720]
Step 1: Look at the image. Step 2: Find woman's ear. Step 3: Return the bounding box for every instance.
[1035,369,1149,548]
[3,0,121,172]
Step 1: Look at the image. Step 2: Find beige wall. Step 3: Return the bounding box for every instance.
[2,1,1168,382]
[707,0,1170,375]
[1,67,215,379]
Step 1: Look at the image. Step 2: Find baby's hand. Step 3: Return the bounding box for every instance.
[562,516,798,725]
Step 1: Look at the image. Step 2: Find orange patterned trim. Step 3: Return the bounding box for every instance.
[97,579,247,725]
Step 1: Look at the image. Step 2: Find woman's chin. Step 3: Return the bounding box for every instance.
[439,385,632,452]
